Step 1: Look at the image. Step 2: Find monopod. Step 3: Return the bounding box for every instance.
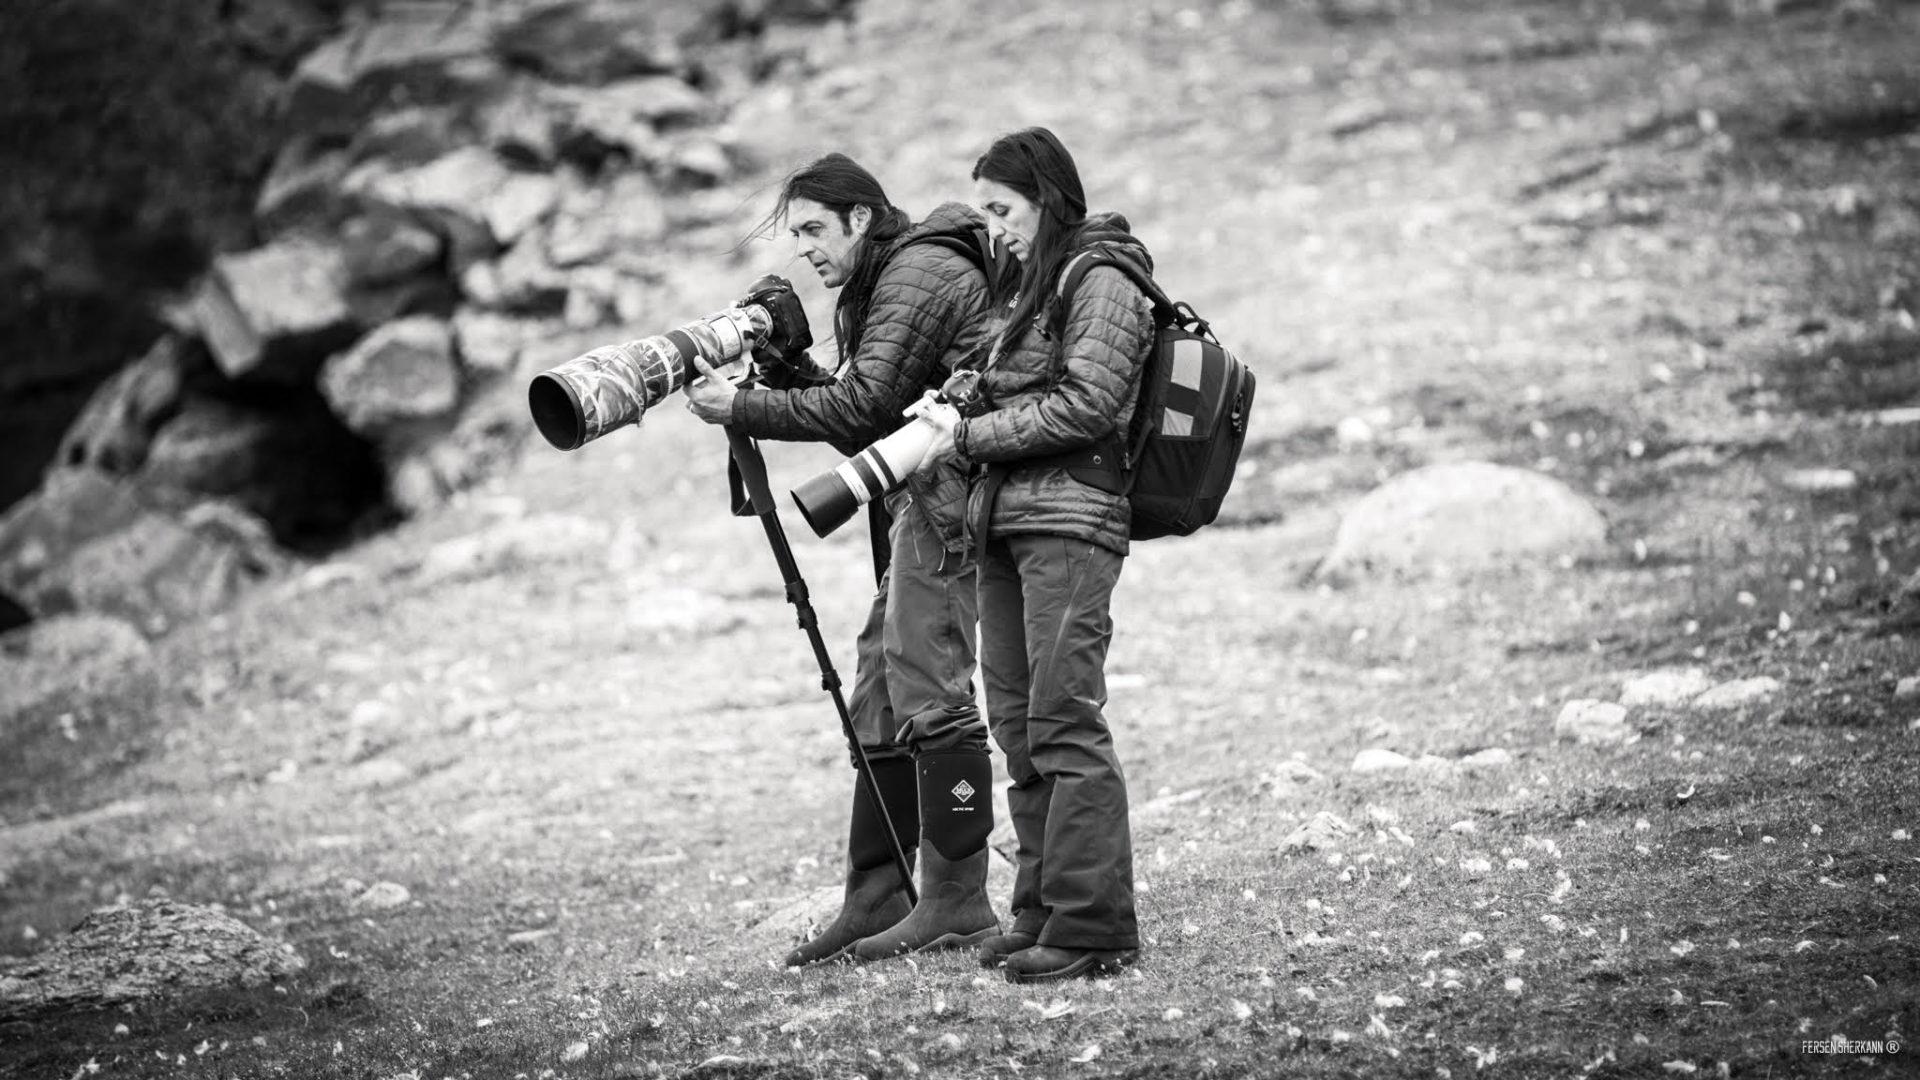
[722,427,918,907]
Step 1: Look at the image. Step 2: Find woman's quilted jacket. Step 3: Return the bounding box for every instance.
[955,216,1154,558]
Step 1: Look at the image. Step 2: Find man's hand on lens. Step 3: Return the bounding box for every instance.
[685,352,738,424]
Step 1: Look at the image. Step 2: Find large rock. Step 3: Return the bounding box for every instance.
[659,133,741,189]
[481,75,712,170]
[319,317,462,440]
[460,237,573,313]
[452,309,556,377]
[222,0,342,67]
[344,275,461,331]
[553,76,715,165]
[138,395,386,543]
[0,613,154,721]
[285,2,499,133]
[54,335,197,476]
[579,75,713,126]
[1621,668,1715,709]
[490,0,736,85]
[345,147,562,271]
[481,79,570,167]
[0,900,304,1020]
[386,380,535,515]
[192,239,357,382]
[254,137,356,234]
[559,265,648,329]
[140,399,282,499]
[1281,810,1353,853]
[1350,747,1414,773]
[1882,568,1920,631]
[1691,677,1781,712]
[1318,462,1608,578]
[0,469,281,631]
[346,105,471,168]
[1555,699,1630,745]
[339,210,444,287]
[0,470,148,614]
[740,885,842,954]
[34,506,280,636]
[545,171,670,271]
[760,0,859,20]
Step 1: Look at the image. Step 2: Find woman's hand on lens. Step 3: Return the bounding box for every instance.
[684,352,737,424]
[906,391,962,474]
[904,390,961,434]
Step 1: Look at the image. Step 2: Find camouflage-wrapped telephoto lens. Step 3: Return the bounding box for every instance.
[528,275,811,451]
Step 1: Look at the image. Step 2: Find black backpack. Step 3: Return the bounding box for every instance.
[1050,251,1256,540]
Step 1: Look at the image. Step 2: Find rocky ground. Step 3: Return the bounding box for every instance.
[2,0,1918,1077]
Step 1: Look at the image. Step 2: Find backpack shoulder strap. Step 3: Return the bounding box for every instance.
[1056,250,1167,323]
[1056,249,1215,341]
[1047,249,1170,490]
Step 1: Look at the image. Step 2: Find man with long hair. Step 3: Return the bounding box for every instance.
[684,153,1003,965]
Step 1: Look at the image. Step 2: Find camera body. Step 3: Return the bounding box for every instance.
[936,368,990,418]
[528,275,812,451]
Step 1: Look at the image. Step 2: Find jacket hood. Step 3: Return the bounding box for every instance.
[1077,211,1153,275]
[898,201,985,246]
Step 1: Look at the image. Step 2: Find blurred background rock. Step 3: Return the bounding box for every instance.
[0,0,856,635]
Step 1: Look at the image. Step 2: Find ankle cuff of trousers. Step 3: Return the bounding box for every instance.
[917,750,994,861]
[1037,931,1140,951]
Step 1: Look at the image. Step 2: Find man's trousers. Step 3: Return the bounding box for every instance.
[847,491,987,761]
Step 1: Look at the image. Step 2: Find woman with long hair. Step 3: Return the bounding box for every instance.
[914,127,1154,983]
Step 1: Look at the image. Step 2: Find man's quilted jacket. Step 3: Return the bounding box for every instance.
[730,202,995,554]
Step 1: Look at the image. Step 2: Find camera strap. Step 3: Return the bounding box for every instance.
[726,451,756,518]
[866,503,892,587]
[733,435,891,584]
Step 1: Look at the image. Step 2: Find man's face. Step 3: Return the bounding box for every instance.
[787,196,870,289]
[974,178,1040,264]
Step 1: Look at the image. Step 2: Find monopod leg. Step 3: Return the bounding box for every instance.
[724,429,918,907]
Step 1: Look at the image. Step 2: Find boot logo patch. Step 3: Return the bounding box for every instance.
[951,779,976,802]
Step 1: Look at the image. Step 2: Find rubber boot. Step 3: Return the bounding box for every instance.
[784,758,918,967]
[851,750,1000,960]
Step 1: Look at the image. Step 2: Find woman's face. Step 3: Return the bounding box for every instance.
[974,177,1041,264]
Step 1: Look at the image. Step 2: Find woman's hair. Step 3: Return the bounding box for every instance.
[971,127,1090,344]
[751,152,911,360]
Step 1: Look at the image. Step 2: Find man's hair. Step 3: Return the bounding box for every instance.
[972,127,1090,344]
[754,153,911,361]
